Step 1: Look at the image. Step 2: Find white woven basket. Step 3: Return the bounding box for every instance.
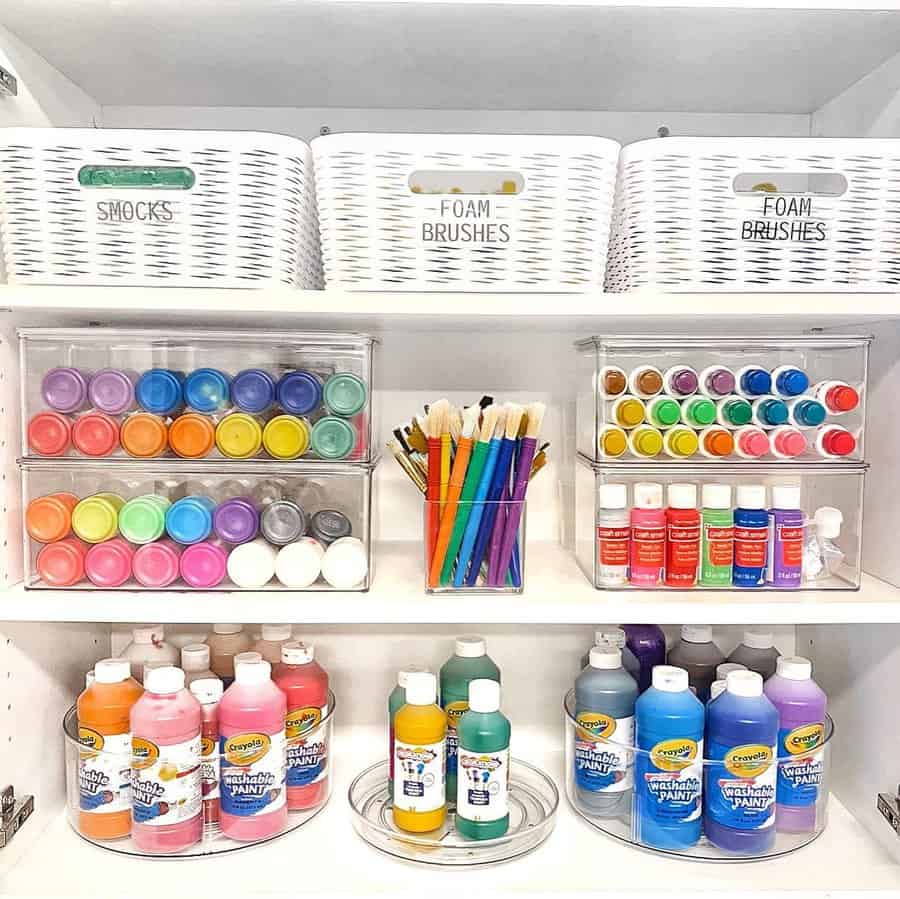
[607,137,900,292]
[312,133,619,292]
[0,129,322,288]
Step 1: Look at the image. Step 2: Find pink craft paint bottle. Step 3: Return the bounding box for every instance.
[133,539,183,588]
[130,666,203,854]
[180,541,228,589]
[629,482,665,586]
[84,537,135,588]
[219,659,288,841]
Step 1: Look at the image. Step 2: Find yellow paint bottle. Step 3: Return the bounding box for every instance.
[392,671,447,833]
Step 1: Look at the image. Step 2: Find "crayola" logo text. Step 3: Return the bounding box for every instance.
[224,733,271,766]
[650,738,698,772]
[286,707,321,739]
[785,724,824,756]
[200,736,216,757]
[131,737,160,770]
[725,744,774,778]
[576,712,616,742]
[78,727,104,752]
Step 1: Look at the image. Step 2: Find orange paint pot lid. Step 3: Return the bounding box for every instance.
[121,413,168,458]
[36,537,87,587]
[26,494,76,543]
[72,412,120,457]
[703,428,734,457]
[168,413,215,459]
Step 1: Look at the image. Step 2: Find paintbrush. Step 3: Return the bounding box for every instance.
[425,400,448,569]
[387,440,426,493]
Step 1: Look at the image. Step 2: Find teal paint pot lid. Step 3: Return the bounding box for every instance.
[310,416,356,460]
[323,373,367,417]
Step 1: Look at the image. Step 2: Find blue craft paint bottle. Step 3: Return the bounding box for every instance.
[733,484,768,588]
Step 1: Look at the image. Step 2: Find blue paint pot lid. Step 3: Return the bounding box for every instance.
[136,369,183,414]
[277,371,322,415]
[232,368,277,413]
[184,368,231,413]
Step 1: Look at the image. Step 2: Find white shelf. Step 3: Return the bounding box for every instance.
[2,728,899,898]
[3,542,899,625]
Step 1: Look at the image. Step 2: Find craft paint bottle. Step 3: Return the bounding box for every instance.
[275,537,326,588]
[813,380,860,415]
[213,497,259,545]
[181,542,229,589]
[72,493,124,544]
[166,496,215,545]
[717,396,753,429]
[596,366,628,399]
[815,425,856,458]
[277,371,323,416]
[312,416,357,460]
[665,483,700,588]
[736,366,772,399]
[573,646,638,818]
[645,396,681,430]
[787,397,826,429]
[215,413,264,460]
[132,539,182,588]
[42,367,89,413]
[580,627,640,680]
[622,624,667,693]
[323,372,368,417]
[595,483,630,587]
[120,413,168,458]
[766,485,804,589]
[388,666,430,794]
[733,484,768,588]
[734,425,769,459]
[662,366,698,398]
[769,426,807,459]
[130,666,203,854]
[628,425,664,458]
[85,537,134,588]
[597,425,628,458]
[184,368,231,414]
[168,413,216,459]
[36,536,87,586]
[663,426,698,459]
[610,396,645,430]
[699,366,736,400]
[207,624,253,687]
[181,643,219,686]
[704,670,778,855]
[764,656,828,833]
[667,624,725,702]
[263,415,311,460]
[771,365,809,399]
[630,482,664,586]
[227,538,278,588]
[119,495,170,545]
[26,492,78,543]
[136,369,184,416]
[700,484,734,587]
[261,500,308,546]
[72,412,120,457]
[728,630,780,679]
[393,671,447,833]
[232,369,277,415]
[681,396,716,429]
[189,677,223,825]
[752,396,789,429]
[310,510,351,546]
[88,369,137,415]
[633,666,704,850]
[698,426,734,458]
[27,411,72,456]
[456,680,511,840]
[629,365,664,399]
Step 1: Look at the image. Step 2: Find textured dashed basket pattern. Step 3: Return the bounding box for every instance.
[606,138,900,292]
[0,129,322,288]
[312,134,619,291]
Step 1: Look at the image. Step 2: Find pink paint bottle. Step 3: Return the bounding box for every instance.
[180,541,228,589]
[629,482,665,587]
[133,539,182,588]
[84,537,135,588]
[130,666,203,854]
[219,659,288,841]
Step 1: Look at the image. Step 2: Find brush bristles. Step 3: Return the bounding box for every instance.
[504,403,524,440]
[461,404,480,441]
[426,398,450,440]
[478,405,499,443]
[492,405,507,439]
[525,402,547,440]
[449,405,462,444]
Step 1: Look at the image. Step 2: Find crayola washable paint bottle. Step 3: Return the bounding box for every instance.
[130,666,203,854]
[667,625,724,703]
[704,670,778,855]
[633,666,704,850]
[456,679,511,840]
[440,636,501,803]
[219,659,288,841]
[393,671,447,833]
[76,658,143,840]
[573,646,638,817]
[764,656,828,833]
[389,666,431,795]
[622,624,666,693]
[729,630,781,679]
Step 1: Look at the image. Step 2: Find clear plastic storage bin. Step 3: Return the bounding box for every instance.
[63,694,334,857]
[576,335,869,464]
[564,690,832,861]
[23,461,373,591]
[575,456,864,590]
[20,329,376,462]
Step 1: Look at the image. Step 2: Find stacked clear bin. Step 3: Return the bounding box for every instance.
[574,335,869,591]
[19,328,377,592]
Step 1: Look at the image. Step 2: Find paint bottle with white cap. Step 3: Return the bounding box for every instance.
[321,536,368,589]
[275,537,326,588]
[226,538,277,589]
[733,484,768,588]
[766,485,805,589]
[595,483,630,586]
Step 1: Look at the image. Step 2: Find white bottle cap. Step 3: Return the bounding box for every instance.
[702,483,732,510]
[320,537,368,589]
[227,538,277,589]
[717,662,746,679]
[94,658,131,684]
[132,625,164,644]
[235,659,272,685]
[145,665,185,695]
[776,656,813,681]
[234,651,263,671]
[652,665,689,693]
[815,506,843,539]
[275,538,325,588]
[405,671,437,705]
[594,627,626,649]
[743,630,774,650]
[455,635,486,658]
[709,680,727,701]
[726,669,763,697]
[737,484,767,509]
[633,482,663,509]
[590,646,622,669]
[85,669,95,688]
[681,624,712,644]
[397,665,430,688]
[282,641,314,664]
[189,677,223,704]
[213,623,243,635]
[667,483,697,510]
[771,485,802,509]
[597,483,627,510]
[468,678,501,713]
[181,643,210,671]
[261,624,292,642]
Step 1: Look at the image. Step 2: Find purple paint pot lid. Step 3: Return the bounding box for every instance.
[277,371,322,416]
[89,369,136,414]
[42,367,88,413]
[213,498,260,544]
[707,369,736,396]
[671,369,699,395]
[232,368,277,414]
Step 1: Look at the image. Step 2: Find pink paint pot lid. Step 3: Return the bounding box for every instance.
[85,537,135,588]
[773,428,807,457]
[738,429,769,457]
[180,542,228,588]
[133,539,182,588]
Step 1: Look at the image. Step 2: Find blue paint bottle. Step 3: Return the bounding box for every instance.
[733,485,768,588]
[704,670,779,855]
[633,665,705,850]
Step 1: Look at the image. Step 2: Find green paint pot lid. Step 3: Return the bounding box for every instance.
[310,416,356,459]
[323,373,367,417]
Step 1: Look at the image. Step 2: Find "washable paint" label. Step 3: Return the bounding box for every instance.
[394,739,445,814]
[706,741,776,831]
[444,701,469,780]
[131,735,202,826]
[220,730,287,817]
[285,705,328,787]
[458,747,509,822]
[642,738,703,825]
[777,724,825,807]
[78,728,131,814]
[575,712,634,793]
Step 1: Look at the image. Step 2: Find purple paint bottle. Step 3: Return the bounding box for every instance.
[213,498,260,545]
[766,485,804,589]
[622,624,666,693]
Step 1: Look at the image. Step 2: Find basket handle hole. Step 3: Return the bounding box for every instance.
[409,170,524,196]
[733,172,848,197]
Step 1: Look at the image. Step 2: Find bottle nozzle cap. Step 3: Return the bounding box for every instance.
[145,665,185,694]
[737,484,767,509]
[633,482,663,509]
[776,656,813,681]
[589,646,622,669]
[593,627,626,650]
[397,664,430,689]
[597,483,627,509]
[132,625,164,645]
[468,678,501,713]
[771,485,802,509]
[213,623,243,635]
[701,483,732,509]
[235,659,271,685]
[716,662,746,679]
[181,643,210,671]
[667,483,697,509]
[189,677,223,704]
[455,635,487,658]
[281,641,315,664]
[93,658,131,684]
[814,506,843,539]
[709,680,727,700]
[743,630,775,650]
[405,671,437,705]
[681,624,712,644]
[261,623,292,641]
[651,665,689,693]
[726,669,763,697]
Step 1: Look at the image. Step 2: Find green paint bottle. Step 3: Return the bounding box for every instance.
[700,483,734,587]
[455,679,511,840]
[440,636,501,803]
